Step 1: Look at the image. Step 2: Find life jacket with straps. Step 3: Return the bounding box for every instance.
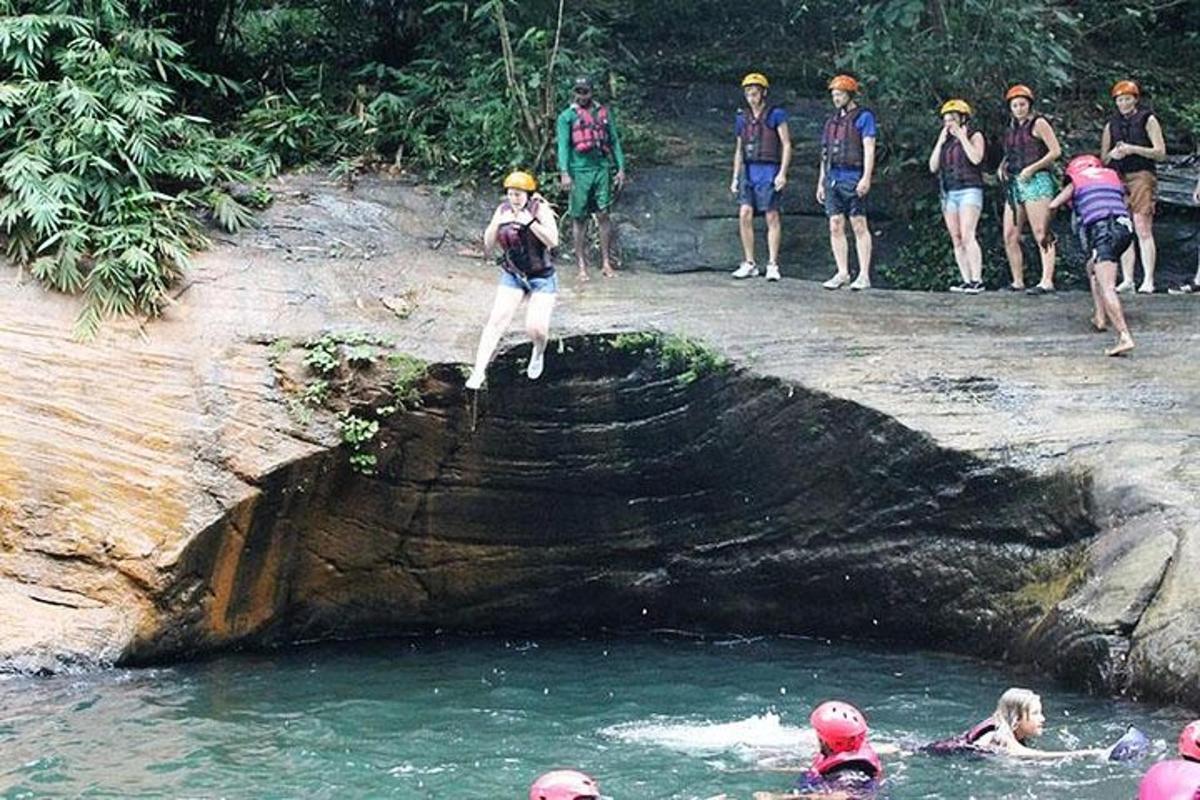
[1002,115,1049,175]
[922,719,996,756]
[939,128,986,192]
[739,105,783,164]
[808,742,884,781]
[570,103,611,156]
[822,106,868,171]
[1108,107,1157,175]
[496,197,553,278]
[1136,759,1200,800]
[1070,164,1128,226]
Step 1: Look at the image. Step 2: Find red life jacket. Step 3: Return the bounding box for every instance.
[1137,759,1200,800]
[1108,107,1156,175]
[809,741,884,781]
[939,128,985,191]
[496,197,553,278]
[1002,115,1049,175]
[965,719,997,744]
[570,103,611,155]
[822,107,868,171]
[739,105,783,164]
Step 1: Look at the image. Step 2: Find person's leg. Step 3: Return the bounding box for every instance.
[739,204,756,264]
[467,285,526,388]
[824,214,850,287]
[1024,198,1056,289]
[943,204,968,285]
[597,211,617,277]
[849,214,872,288]
[1132,211,1156,293]
[1087,260,1107,331]
[765,209,781,267]
[1117,245,1136,293]
[523,288,557,379]
[1002,201,1026,289]
[959,201,984,285]
[573,217,590,281]
[1094,260,1134,355]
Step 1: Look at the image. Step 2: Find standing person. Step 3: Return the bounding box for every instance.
[1169,175,1200,294]
[1049,155,1135,357]
[556,75,626,282]
[1137,720,1200,800]
[817,74,877,291]
[730,72,792,282]
[929,99,987,294]
[1101,80,1166,294]
[998,84,1062,294]
[464,171,559,391]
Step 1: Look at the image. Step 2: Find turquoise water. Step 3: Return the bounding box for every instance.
[0,636,1181,799]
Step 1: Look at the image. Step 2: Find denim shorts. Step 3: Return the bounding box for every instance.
[499,270,558,294]
[737,174,782,214]
[1082,216,1134,264]
[941,187,984,212]
[824,177,867,218]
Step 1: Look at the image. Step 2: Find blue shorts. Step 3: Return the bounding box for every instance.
[824,177,867,218]
[499,270,558,294]
[737,173,782,214]
[941,188,984,212]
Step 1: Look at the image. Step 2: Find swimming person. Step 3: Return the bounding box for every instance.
[464,171,560,391]
[930,687,1113,759]
[1137,720,1200,800]
[753,700,884,799]
[928,98,986,293]
[528,769,602,800]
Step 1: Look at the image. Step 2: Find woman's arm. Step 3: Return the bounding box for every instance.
[962,130,986,165]
[928,126,947,174]
[1026,117,1062,174]
[529,196,559,248]
[482,206,503,256]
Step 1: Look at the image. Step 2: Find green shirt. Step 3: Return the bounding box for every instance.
[556,102,626,174]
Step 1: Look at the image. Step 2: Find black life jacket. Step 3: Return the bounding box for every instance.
[496,198,553,278]
[739,105,783,164]
[939,128,985,191]
[822,106,868,171]
[1107,107,1156,175]
[1002,115,1049,175]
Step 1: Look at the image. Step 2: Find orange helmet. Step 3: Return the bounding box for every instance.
[1111,80,1140,98]
[828,74,860,93]
[1005,84,1034,102]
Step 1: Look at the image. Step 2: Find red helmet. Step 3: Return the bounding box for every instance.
[811,701,868,753]
[1180,720,1200,761]
[1066,154,1103,178]
[529,770,600,800]
[828,74,860,93]
[1111,80,1140,98]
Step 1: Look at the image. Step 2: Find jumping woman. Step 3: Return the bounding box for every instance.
[929,98,986,293]
[999,85,1062,294]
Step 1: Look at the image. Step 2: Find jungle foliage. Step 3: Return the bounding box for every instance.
[2,0,1199,327]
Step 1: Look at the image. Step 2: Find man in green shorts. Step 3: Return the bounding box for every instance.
[556,75,627,281]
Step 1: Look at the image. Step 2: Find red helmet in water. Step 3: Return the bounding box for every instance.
[1066,154,1103,178]
[1180,721,1200,761]
[529,770,601,800]
[811,701,869,753]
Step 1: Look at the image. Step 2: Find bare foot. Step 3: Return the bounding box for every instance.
[1137,283,1155,295]
[1106,334,1135,357]
[1091,317,1107,333]
[577,269,590,283]
[601,265,617,278]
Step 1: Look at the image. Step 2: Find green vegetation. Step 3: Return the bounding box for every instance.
[611,331,729,386]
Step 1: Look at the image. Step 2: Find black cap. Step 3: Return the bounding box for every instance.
[573,76,594,91]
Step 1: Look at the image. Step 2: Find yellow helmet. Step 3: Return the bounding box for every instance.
[503,171,537,192]
[741,72,769,89]
[939,99,973,117]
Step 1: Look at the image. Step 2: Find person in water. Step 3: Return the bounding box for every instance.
[528,769,602,800]
[817,75,877,291]
[1137,720,1200,800]
[464,171,560,391]
[998,84,1062,294]
[730,72,792,282]
[1049,155,1136,356]
[937,687,1111,759]
[1100,80,1166,294]
[752,700,885,799]
[928,99,986,294]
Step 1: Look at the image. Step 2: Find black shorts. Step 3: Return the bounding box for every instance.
[1082,216,1134,264]
[824,177,867,218]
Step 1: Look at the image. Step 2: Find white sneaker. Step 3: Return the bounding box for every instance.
[465,370,485,390]
[765,263,781,282]
[527,348,545,380]
[822,273,849,290]
[850,275,871,291]
[1115,279,1134,294]
[731,261,759,279]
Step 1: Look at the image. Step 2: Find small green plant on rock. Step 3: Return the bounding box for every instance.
[388,353,429,410]
[338,411,379,475]
[610,331,729,386]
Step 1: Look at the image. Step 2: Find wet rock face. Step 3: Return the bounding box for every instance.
[139,338,1096,664]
